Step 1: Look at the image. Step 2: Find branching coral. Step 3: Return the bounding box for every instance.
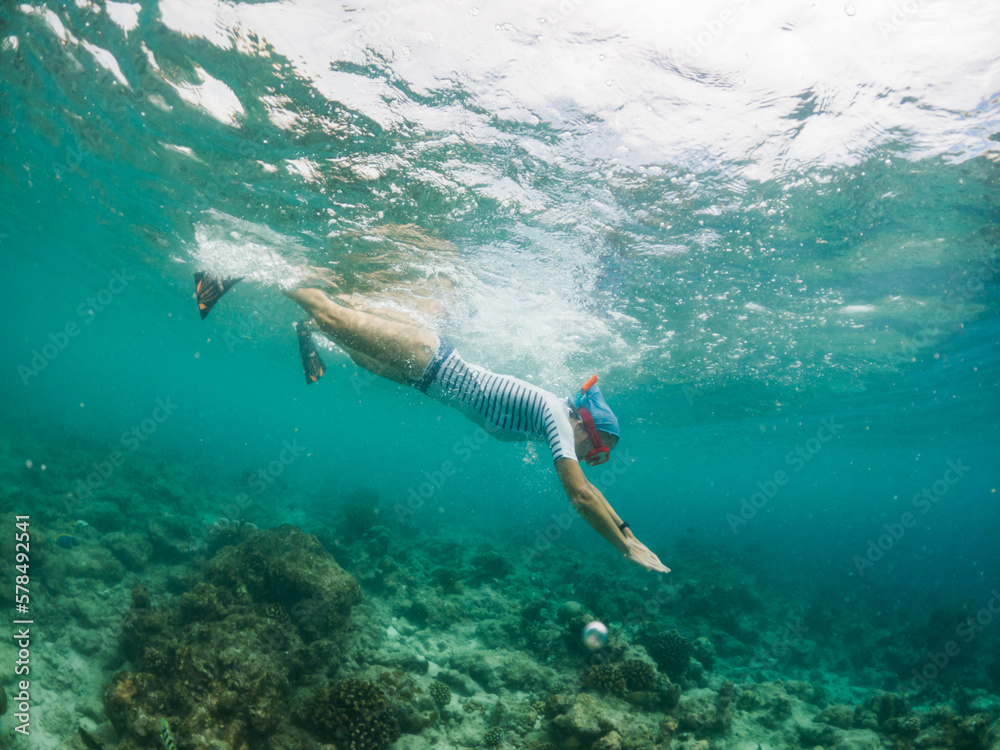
[645,630,693,680]
[582,664,627,695]
[619,659,658,692]
[429,680,451,709]
[308,678,400,750]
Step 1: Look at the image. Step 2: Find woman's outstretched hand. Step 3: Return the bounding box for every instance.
[624,536,671,574]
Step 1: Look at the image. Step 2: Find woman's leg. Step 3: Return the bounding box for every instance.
[284,287,440,383]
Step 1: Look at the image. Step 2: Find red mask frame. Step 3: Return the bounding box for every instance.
[578,406,611,466]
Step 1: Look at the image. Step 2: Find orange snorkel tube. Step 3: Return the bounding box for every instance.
[575,374,610,466]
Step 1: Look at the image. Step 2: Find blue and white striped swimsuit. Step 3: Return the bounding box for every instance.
[412,340,578,462]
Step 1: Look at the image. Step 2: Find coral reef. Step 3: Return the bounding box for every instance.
[431,567,464,595]
[205,524,361,640]
[102,526,362,749]
[468,548,514,584]
[307,678,401,750]
[6,419,1000,750]
[582,664,627,695]
[645,629,694,680]
[429,680,451,709]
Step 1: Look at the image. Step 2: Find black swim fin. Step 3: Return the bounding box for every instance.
[194,272,243,319]
[295,321,326,385]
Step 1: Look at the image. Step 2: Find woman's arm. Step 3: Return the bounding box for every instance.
[555,458,671,573]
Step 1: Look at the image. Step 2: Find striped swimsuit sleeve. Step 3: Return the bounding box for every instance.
[425,347,578,462]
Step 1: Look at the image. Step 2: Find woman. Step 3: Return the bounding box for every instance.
[196,272,670,573]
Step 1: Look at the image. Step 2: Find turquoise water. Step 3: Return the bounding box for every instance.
[2,1,999,748]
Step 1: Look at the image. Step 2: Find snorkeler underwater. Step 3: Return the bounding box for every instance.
[1,1,998,748]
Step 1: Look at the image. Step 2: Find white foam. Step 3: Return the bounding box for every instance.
[192,210,309,289]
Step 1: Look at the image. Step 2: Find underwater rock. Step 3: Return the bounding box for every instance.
[795,716,840,747]
[592,729,623,749]
[658,715,680,744]
[101,531,153,571]
[83,500,126,531]
[144,516,192,562]
[913,709,999,750]
[468,549,514,584]
[855,690,910,730]
[62,545,127,583]
[550,692,661,748]
[431,567,464,595]
[674,686,734,736]
[343,489,383,541]
[829,733,887,750]
[557,600,586,622]
[551,693,623,744]
[365,524,392,558]
[177,581,231,623]
[448,648,558,693]
[988,651,1000,692]
[818,703,856,729]
[692,636,716,671]
[205,524,361,640]
[520,598,546,623]
[671,740,710,750]
[107,596,319,749]
[103,525,366,750]
[373,637,431,675]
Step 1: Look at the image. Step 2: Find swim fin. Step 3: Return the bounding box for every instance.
[295,321,326,385]
[194,272,243,319]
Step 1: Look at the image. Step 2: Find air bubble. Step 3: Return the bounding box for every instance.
[582,621,608,650]
[845,5,856,15]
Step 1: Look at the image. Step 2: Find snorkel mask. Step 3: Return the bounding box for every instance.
[574,374,619,467]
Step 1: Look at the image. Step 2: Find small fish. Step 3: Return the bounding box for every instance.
[161,718,178,750]
[55,534,78,549]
